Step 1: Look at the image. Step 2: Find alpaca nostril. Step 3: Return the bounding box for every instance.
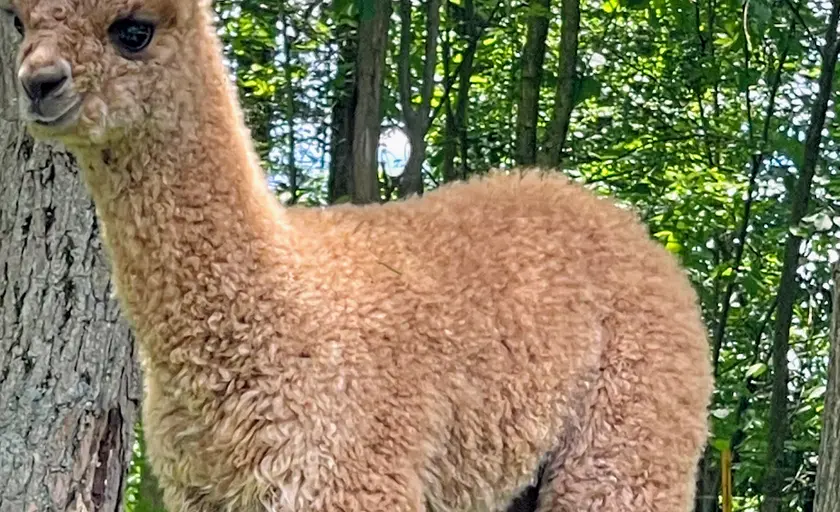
[21,70,69,102]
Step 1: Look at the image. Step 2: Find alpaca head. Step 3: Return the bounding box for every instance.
[3,0,216,147]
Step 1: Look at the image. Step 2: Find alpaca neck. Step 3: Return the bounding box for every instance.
[73,40,293,366]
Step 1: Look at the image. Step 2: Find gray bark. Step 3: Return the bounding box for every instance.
[814,263,840,512]
[0,28,138,512]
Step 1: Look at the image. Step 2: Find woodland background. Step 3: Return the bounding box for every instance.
[0,0,839,510]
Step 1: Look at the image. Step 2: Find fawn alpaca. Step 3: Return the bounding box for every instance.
[6,0,713,510]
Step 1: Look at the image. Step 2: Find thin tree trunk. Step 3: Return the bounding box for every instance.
[456,0,477,180]
[0,31,138,512]
[515,0,551,166]
[540,0,580,167]
[441,6,458,184]
[441,38,478,182]
[397,0,441,197]
[694,20,793,512]
[328,17,357,204]
[351,0,391,204]
[440,0,479,181]
[404,134,427,195]
[439,0,503,181]
[282,7,298,204]
[694,451,722,512]
[762,3,840,510]
[814,262,840,512]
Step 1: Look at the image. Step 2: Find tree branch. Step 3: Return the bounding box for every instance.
[430,0,504,125]
[711,16,794,376]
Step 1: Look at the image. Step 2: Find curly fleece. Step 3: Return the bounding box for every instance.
[9,0,714,510]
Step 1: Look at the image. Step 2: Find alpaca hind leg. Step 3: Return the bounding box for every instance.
[536,335,710,511]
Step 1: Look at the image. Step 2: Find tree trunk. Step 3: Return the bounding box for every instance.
[441,38,477,183]
[441,9,458,185]
[515,0,551,166]
[328,7,356,204]
[281,6,298,205]
[455,0,477,180]
[439,0,502,182]
[761,2,840,510]
[397,0,441,198]
[0,32,138,512]
[814,262,840,512]
[351,0,391,204]
[694,447,722,512]
[693,21,793,512]
[440,0,478,181]
[401,134,427,195]
[540,0,580,167]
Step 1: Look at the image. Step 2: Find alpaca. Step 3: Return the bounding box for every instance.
[6,0,713,510]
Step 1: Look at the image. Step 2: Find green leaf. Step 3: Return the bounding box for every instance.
[603,0,620,13]
[806,385,826,401]
[746,362,767,379]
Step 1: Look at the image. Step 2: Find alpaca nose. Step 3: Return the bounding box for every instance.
[19,63,70,102]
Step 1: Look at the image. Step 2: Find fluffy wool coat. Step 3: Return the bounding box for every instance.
[7,0,714,510]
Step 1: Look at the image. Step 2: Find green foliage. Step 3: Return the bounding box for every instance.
[124,0,839,510]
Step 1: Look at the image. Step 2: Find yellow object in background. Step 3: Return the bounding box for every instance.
[721,447,733,512]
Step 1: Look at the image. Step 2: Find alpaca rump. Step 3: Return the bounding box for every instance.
[8,0,714,510]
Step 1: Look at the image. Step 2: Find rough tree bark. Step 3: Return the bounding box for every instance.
[0,29,138,512]
[540,0,580,167]
[814,262,840,512]
[397,0,440,197]
[761,2,840,511]
[515,0,551,166]
[351,0,391,204]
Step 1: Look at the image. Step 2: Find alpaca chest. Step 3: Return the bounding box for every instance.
[139,358,353,509]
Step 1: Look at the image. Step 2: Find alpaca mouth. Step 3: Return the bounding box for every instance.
[30,100,82,129]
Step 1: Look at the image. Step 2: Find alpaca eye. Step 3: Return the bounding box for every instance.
[13,15,24,36]
[109,18,155,54]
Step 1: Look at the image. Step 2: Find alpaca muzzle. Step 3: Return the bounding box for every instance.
[17,55,80,128]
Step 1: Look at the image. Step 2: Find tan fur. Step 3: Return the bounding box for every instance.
[8,0,714,510]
